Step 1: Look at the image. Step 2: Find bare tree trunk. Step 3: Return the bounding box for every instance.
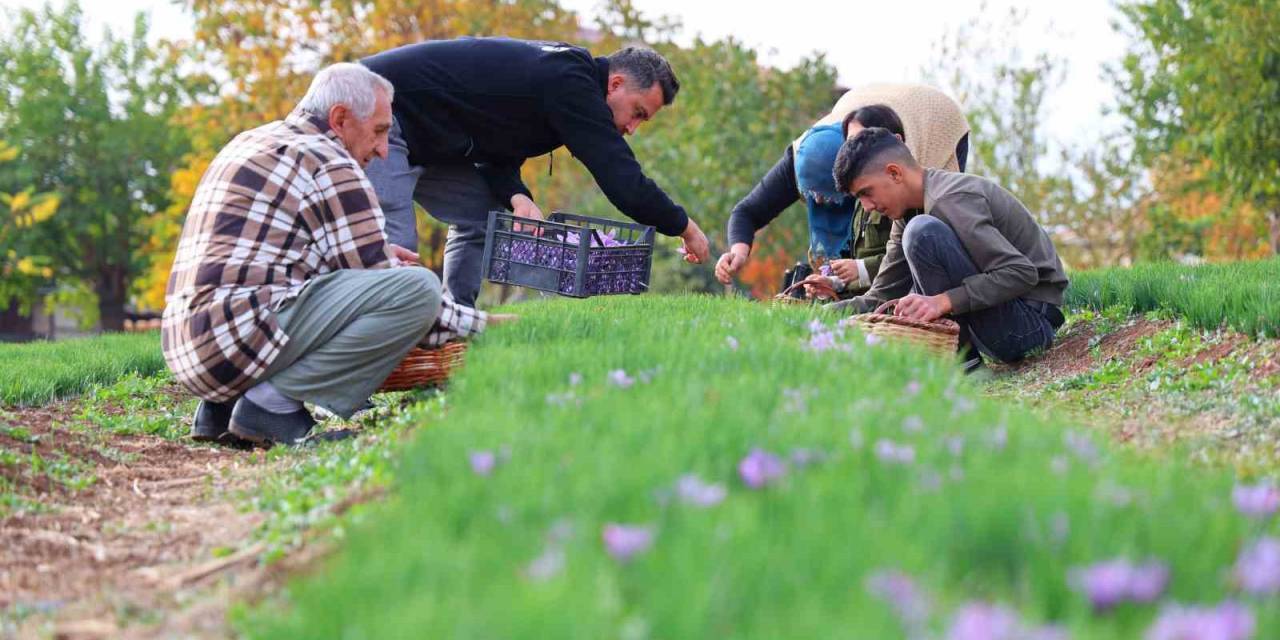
[95,266,128,333]
[0,298,35,342]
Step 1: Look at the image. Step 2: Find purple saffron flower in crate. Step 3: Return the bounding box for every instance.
[1234,537,1280,595]
[874,439,916,464]
[602,523,654,562]
[1232,481,1279,518]
[676,474,727,508]
[1145,601,1255,640]
[739,448,787,489]
[469,450,497,476]
[1069,559,1169,611]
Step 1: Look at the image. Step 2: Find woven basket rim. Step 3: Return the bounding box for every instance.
[855,313,960,335]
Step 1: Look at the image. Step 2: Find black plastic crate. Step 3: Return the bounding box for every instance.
[481,211,655,298]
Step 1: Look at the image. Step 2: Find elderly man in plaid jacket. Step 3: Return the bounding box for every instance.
[163,63,499,447]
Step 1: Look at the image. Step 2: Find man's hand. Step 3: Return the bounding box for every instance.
[388,243,421,267]
[679,218,711,265]
[829,259,861,284]
[510,194,545,234]
[877,293,953,322]
[488,313,519,326]
[714,242,751,285]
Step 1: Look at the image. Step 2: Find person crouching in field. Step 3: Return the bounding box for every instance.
[162,63,504,448]
[831,128,1069,370]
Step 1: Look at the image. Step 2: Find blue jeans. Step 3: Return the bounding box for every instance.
[901,215,1060,363]
[363,118,501,306]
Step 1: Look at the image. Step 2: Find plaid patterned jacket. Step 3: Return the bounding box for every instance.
[162,111,484,402]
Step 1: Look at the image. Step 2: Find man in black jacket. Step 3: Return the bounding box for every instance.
[362,38,710,305]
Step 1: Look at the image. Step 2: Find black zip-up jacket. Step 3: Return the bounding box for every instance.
[362,37,690,236]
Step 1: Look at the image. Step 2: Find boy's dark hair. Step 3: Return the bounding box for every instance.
[841,104,906,140]
[832,127,918,194]
[607,46,681,105]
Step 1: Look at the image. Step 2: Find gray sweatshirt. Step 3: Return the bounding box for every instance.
[851,169,1068,314]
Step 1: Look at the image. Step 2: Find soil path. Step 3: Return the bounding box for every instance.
[1,397,290,639]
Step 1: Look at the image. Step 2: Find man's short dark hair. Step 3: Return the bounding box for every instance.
[607,46,680,105]
[832,127,918,194]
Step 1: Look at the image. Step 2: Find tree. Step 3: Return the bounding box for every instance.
[0,1,193,330]
[1114,0,1280,255]
[0,141,60,337]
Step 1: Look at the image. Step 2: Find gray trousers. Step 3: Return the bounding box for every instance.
[364,119,504,306]
[261,267,443,418]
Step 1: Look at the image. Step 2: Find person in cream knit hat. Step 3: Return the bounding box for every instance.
[717,84,970,293]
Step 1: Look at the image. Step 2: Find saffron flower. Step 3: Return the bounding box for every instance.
[865,333,883,346]
[524,547,565,582]
[874,439,916,464]
[1234,537,1280,595]
[469,450,497,476]
[1145,602,1255,640]
[946,603,1065,640]
[676,474,727,508]
[809,331,838,352]
[904,380,922,396]
[1232,481,1280,519]
[902,415,926,434]
[738,448,787,489]
[865,569,930,629]
[1069,559,1169,610]
[726,335,739,351]
[607,369,635,388]
[601,523,655,562]
[568,372,583,386]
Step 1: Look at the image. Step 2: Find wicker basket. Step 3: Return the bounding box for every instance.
[851,313,960,357]
[378,341,469,392]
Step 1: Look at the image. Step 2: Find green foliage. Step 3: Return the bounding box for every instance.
[78,371,193,439]
[0,331,164,406]
[1114,0,1280,252]
[0,0,196,329]
[924,5,1149,271]
[242,296,1278,638]
[1066,258,1280,336]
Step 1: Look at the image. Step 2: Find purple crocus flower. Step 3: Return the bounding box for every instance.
[1069,559,1169,610]
[1232,481,1279,519]
[607,369,635,388]
[874,439,916,465]
[789,447,827,468]
[865,333,884,346]
[1145,601,1255,640]
[568,372,583,386]
[738,448,787,489]
[726,335,740,351]
[946,603,1022,640]
[469,450,497,476]
[524,547,565,582]
[601,523,654,562]
[809,330,838,352]
[865,569,930,628]
[904,380,922,396]
[676,474,727,508]
[1234,537,1280,595]
[902,415,925,434]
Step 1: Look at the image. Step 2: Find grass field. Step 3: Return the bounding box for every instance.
[1065,257,1280,337]
[239,296,1280,639]
[0,331,164,406]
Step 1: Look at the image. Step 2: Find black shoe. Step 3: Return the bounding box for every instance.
[190,399,256,449]
[228,396,318,448]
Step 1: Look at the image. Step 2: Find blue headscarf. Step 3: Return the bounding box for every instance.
[794,122,855,261]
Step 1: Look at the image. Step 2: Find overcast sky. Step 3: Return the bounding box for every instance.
[0,0,1130,143]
